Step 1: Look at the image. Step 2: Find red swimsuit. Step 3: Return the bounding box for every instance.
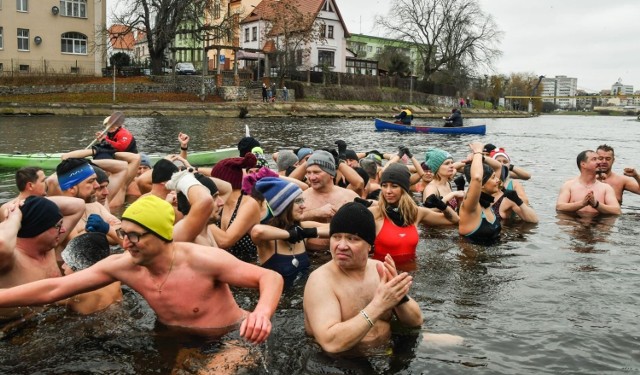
[373,217,420,264]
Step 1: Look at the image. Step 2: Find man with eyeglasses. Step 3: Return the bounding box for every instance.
[0,195,84,323]
[0,195,283,348]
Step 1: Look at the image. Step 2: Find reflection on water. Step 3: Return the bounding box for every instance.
[1,115,640,373]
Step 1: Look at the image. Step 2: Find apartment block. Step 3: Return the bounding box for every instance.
[541,75,578,109]
[0,0,106,76]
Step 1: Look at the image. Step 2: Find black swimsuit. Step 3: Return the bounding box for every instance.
[464,210,501,245]
[217,194,257,262]
[261,240,310,287]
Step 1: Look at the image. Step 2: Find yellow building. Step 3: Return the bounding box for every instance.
[0,0,106,76]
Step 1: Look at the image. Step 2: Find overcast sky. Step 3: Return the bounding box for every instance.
[336,0,639,92]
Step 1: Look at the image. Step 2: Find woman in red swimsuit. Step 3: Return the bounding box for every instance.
[369,160,459,270]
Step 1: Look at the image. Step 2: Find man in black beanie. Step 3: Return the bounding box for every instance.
[237,136,260,157]
[0,195,84,321]
[303,202,423,353]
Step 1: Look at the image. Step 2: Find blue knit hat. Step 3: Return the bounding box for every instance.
[255,177,302,217]
[425,148,453,173]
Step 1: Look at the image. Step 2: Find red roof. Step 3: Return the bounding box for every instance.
[241,0,349,37]
[108,25,135,50]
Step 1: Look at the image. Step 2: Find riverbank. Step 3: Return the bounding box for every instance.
[0,101,530,119]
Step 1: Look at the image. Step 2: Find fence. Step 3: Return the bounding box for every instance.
[288,70,458,97]
[0,58,97,76]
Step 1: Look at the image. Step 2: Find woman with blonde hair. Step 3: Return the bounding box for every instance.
[370,162,459,268]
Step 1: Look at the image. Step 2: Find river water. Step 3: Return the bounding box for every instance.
[0,115,639,374]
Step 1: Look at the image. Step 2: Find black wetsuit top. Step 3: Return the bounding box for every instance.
[464,210,501,245]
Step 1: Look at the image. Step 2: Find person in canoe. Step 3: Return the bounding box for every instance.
[394,105,413,125]
[443,108,463,127]
[94,112,138,153]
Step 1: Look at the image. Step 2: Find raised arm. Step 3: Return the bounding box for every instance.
[0,204,21,271]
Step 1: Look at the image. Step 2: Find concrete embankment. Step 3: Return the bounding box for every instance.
[0,101,530,119]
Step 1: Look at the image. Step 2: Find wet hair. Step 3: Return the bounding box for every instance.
[16,167,43,191]
[378,188,418,226]
[596,144,614,157]
[576,150,594,170]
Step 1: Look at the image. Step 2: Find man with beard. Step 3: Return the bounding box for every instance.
[595,144,640,204]
[48,158,122,248]
[556,150,620,215]
[0,196,84,322]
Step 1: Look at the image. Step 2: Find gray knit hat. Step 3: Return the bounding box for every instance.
[276,150,298,172]
[306,150,336,177]
[380,163,411,192]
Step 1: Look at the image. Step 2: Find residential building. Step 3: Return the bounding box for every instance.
[0,0,107,76]
[541,75,578,109]
[107,25,135,63]
[346,34,423,76]
[239,0,350,75]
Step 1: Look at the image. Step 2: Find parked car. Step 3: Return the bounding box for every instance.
[175,62,196,75]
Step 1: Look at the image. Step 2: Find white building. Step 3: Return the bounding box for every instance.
[541,75,578,109]
[239,0,350,75]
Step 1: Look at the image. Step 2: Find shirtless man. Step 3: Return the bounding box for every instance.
[595,144,640,204]
[0,167,47,221]
[0,196,84,321]
[299,150,359,251]
[0,195,283,344]
[303,202,423,353]
[556,150,621,215]
[47,158,122,247]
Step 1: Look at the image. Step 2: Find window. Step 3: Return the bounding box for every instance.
[17,0,27,12]
[320,24,326,37]
[318,50,334,67]
[61,32,87,54]
[376,47,381,53]
[322,0,333,12]
[367,46,372,52]
[213,0,221,18]
[0,27,3,49]
[244,28,249,42]
[60,0,87,18]
[252,26,257,41]
[328,25,334,39]
[19,64,29,72]
[296,50,303,65]
[17,28,29,50]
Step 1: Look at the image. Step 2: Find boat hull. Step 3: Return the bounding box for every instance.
[374,118,486,135]
[0,148,238,170]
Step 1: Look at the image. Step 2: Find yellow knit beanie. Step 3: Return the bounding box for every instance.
[122,195,175,241]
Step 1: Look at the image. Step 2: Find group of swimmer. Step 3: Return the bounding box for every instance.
[1,112,639,370]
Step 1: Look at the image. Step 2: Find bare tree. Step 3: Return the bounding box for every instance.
[258,0,325,83]
[376,0,502,83]
[111,0,233,75]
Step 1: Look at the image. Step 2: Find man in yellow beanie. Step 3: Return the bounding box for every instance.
[0,195,283,345]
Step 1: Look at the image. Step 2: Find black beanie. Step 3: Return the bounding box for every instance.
[152,159,179,183]
[93,165,109,184]
[464,163,495,186]
[18,196,63,238]
[330,202,376,246]
[237,137,260,157]
[380,163,411,192]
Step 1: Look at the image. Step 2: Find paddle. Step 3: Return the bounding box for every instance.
[86,112,125,149]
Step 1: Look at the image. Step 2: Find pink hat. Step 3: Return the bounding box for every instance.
[211,153,257,190]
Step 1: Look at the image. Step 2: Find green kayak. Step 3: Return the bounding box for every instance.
[0,148,238,170]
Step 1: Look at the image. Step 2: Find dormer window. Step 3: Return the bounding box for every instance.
[322,0,333,12]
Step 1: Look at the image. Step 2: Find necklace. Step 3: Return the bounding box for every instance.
[288,242,299,268]
[152,246,176,294]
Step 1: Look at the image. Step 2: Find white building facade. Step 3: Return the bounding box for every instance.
[541,75,578,109]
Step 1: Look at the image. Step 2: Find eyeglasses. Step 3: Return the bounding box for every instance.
[116,228,151,244]
[293,197,305,205]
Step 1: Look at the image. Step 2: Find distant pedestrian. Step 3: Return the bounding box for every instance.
[466,97,471,108]
[459,98,465,108]
[271,83,277,100]
[262,83,268,102]
[283,86,289,101]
